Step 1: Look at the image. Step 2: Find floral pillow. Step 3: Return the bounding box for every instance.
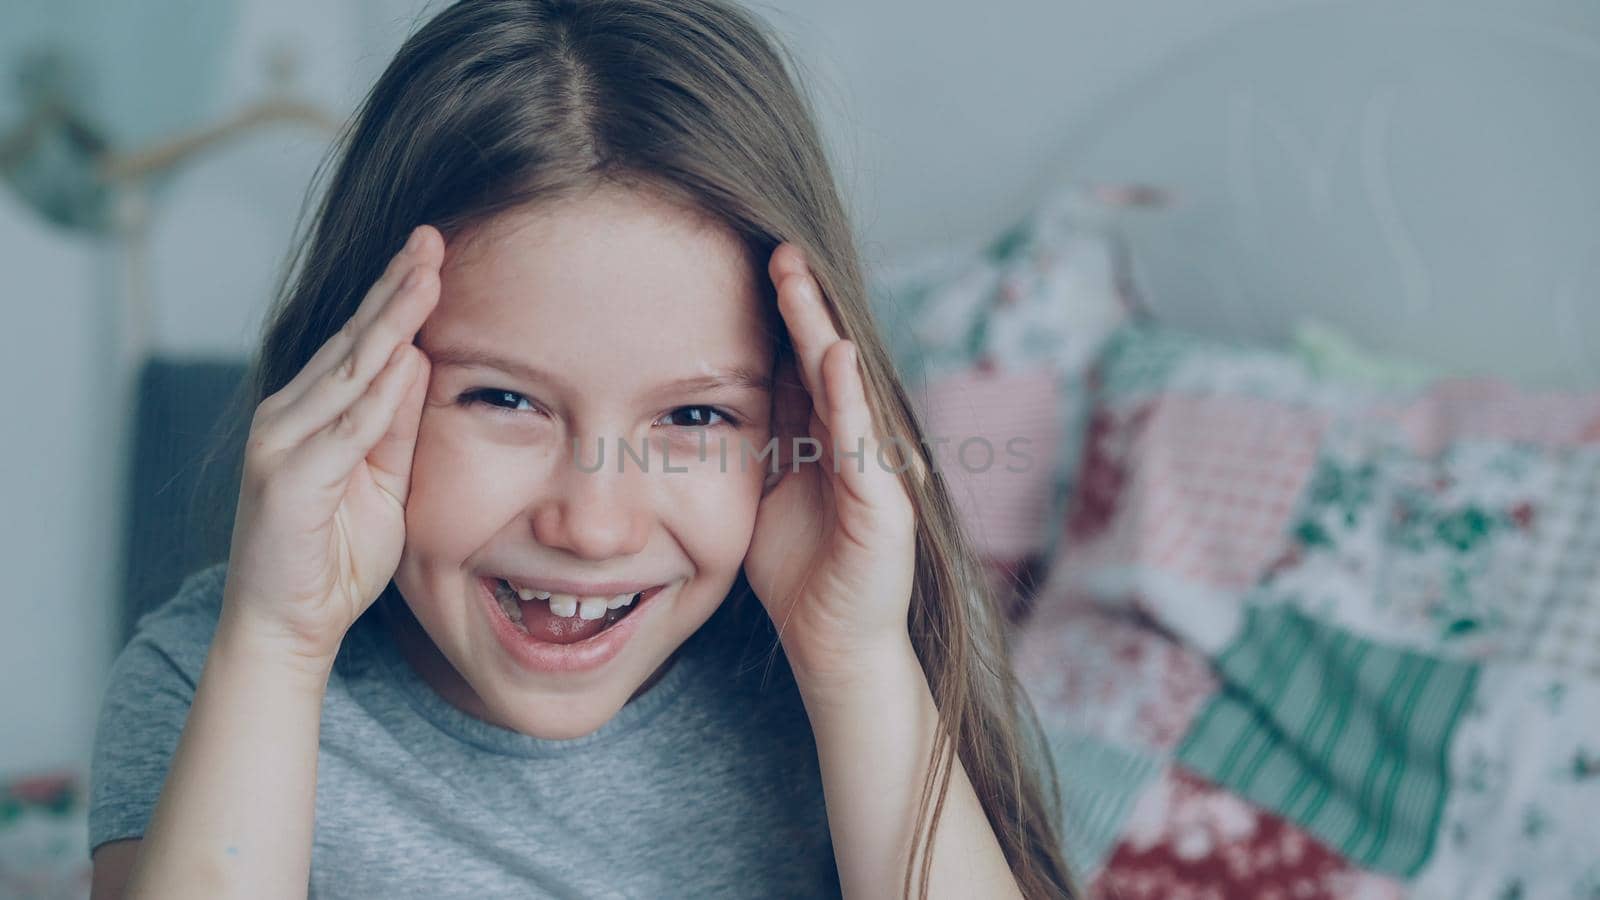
[867,184,1150,609]
[870,183,1142,384]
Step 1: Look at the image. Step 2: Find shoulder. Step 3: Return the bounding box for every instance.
[113,561,230,688]
[89,561,229,851]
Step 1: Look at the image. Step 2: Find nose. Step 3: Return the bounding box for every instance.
[528,435,651,561]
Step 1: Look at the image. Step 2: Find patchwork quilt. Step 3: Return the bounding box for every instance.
[1012,325,1600,899]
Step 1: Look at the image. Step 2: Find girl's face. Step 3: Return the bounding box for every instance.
[389,184,774,740]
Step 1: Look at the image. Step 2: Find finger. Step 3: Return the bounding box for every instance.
[766,349,808,475]
[269,225,442,410]
[365,346,430,504]
[287,341,423,496]
[769,243,839,421]
[274,225,442,408]
[771,345,841,480]
[271,262,441,447]
[823,340,912,520]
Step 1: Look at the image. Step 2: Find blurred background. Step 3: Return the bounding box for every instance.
[4,0,1599,895]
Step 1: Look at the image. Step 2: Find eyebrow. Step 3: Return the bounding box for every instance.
[421,339,772,395]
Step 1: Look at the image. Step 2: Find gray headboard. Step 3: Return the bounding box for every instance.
[118,357,249,649]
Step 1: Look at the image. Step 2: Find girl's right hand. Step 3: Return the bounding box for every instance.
[218,225,442,671]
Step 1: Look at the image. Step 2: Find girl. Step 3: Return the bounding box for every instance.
[88,1,1078,897]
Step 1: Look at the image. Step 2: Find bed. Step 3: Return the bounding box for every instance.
[872,4,1600,891]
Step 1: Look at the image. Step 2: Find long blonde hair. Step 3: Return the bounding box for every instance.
[201,1,1079,895]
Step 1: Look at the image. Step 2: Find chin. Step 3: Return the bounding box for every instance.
[484,687,627,741]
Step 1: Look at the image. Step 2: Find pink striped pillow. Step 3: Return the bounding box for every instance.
[911,364,1065,600]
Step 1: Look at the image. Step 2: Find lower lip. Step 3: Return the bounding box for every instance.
[477,577,667,674]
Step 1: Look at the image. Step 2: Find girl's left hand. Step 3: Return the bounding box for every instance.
[741,243,919,691]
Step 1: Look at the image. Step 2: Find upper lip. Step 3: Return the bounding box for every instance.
[487,573,665,597]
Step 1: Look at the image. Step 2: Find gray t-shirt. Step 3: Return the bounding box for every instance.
[89,562,840,898]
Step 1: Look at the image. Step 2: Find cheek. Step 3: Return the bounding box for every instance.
[402,412,528,562]
[657,436,767,570]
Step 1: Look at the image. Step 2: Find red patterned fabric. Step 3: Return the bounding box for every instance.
[1013,594,1216,752]
[1094,768,1407,900]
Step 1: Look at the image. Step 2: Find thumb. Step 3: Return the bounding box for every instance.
[367,346,429,503]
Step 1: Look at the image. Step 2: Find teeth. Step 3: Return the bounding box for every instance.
[500,577,568,602]
[504,580,553,602]
[547,593,578,617]
[497,593,523,623]
[496,578,647,621]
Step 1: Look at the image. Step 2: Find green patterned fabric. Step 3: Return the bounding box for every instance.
[1176,604,1479,876]
[1044,726,1163,878]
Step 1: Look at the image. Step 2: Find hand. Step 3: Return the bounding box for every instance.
[219,225,442,670]
[741,243,919,691]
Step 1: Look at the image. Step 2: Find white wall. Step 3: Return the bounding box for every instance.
[0,0,386,775]
[0,191,119,774]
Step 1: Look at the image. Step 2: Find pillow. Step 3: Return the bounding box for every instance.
[1290,319,1444,391]
[1040,320,1600,665]
[867,184,1148,600]
[870,183,1138,384]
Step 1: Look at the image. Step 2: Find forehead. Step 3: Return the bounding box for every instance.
[421,187,773,377]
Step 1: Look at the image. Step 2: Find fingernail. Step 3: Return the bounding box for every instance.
[405,227,423,251]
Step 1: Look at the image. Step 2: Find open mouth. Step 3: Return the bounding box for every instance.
[484,577,663,645]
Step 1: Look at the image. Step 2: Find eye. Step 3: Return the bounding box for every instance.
[460,388,539,415]
[459,390,739,429]
[660,405,741,429]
